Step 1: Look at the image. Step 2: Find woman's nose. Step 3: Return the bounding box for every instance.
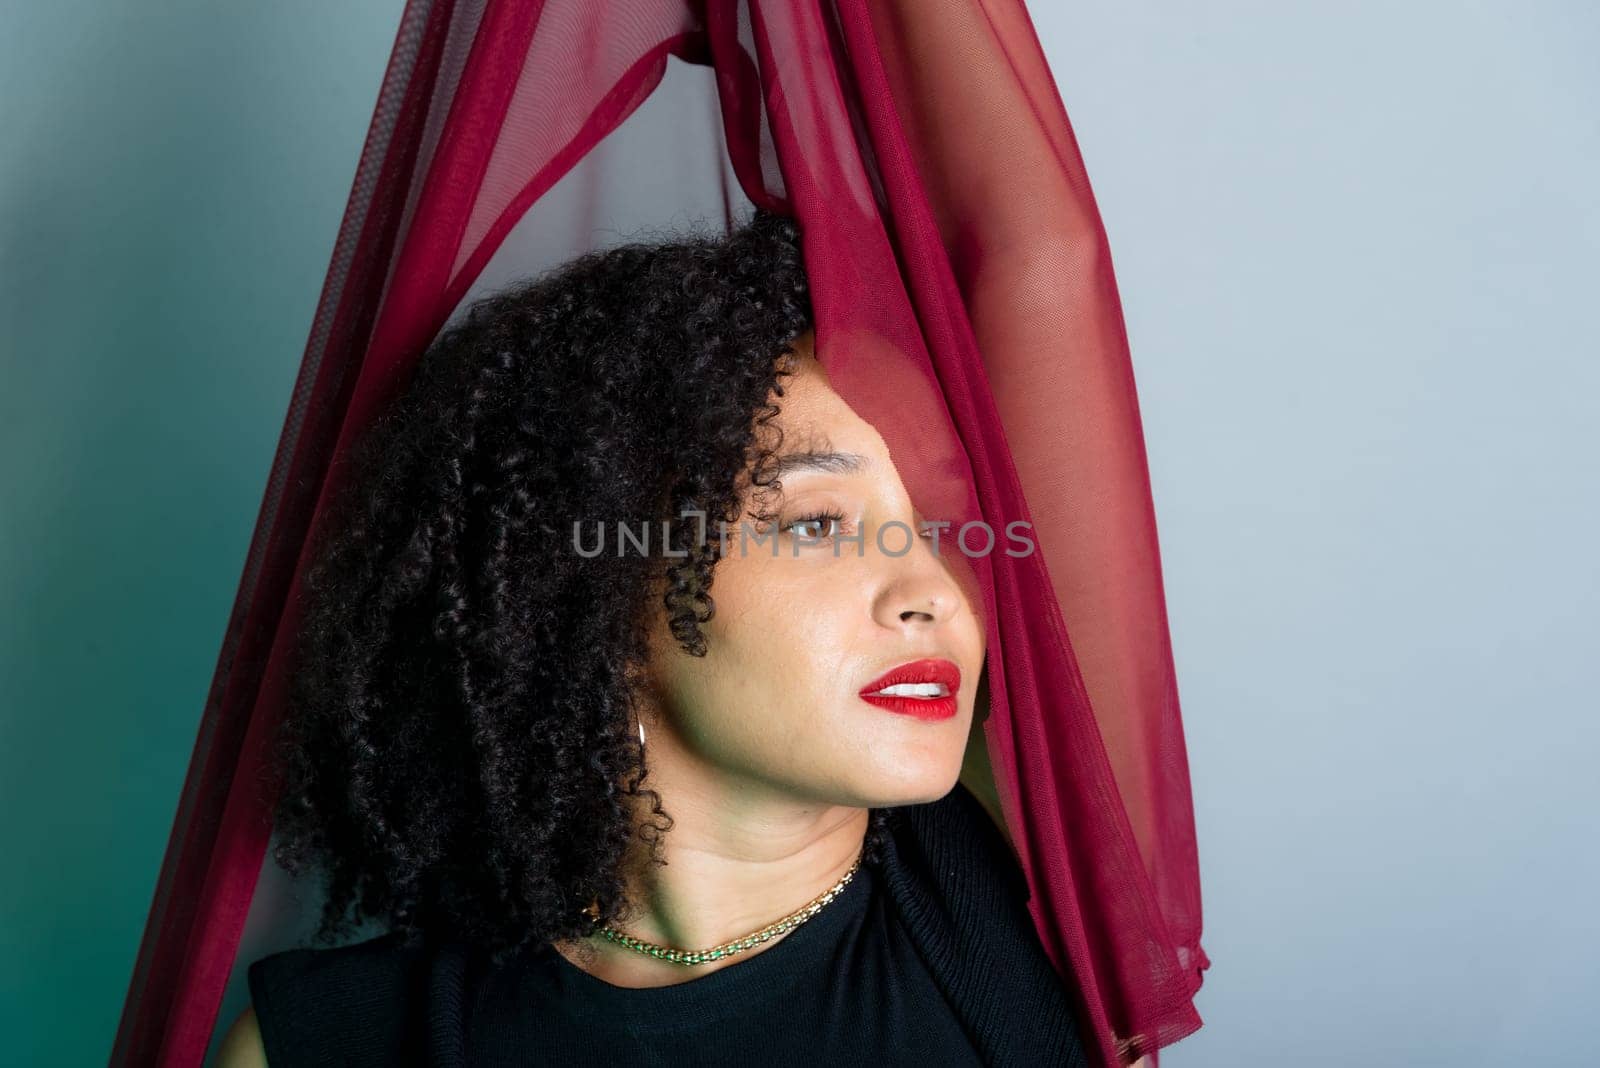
[871,523,964,630]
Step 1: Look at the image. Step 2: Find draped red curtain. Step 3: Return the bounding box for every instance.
[114,2,1208,1065]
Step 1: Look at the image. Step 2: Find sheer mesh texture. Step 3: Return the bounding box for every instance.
[115,3,1208,1065]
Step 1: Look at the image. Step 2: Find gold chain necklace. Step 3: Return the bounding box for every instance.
[590,851,863,966]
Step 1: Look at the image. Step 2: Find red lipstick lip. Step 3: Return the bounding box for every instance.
[858,658,962,721]
[858,657,962,696]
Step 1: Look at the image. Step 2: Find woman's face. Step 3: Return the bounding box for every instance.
[636,331,986,810]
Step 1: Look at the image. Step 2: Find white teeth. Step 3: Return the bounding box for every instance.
[873,682,949,698]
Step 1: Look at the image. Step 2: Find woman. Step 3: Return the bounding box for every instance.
[217,209,1088,1066]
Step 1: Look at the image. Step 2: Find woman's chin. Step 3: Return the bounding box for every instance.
[841,755,965,808]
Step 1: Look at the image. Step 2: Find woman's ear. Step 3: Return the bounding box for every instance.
[620,648,663,714]
[621,654,653,700]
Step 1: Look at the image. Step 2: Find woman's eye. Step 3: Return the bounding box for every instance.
[783,512,844,541]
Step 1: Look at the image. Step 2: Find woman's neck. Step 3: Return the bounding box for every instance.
[553,775,870,988]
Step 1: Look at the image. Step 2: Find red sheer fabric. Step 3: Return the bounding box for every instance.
[114,2,1207,1065]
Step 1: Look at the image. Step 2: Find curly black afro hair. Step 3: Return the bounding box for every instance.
[266,208,897,964]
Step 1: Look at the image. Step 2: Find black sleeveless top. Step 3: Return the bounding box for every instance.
[247,783,1089,1067]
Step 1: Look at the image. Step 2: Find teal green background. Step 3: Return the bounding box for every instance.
[4,3,1598,1067]
[0,4,399,1063]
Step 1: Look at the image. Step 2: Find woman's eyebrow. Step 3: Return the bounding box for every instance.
[768,448,871,480]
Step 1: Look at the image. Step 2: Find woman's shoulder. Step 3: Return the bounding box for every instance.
[246,930,438,1067]
[215,1006,267,1068]
[892,777,1031,903]
[248,928,429,1013]
[248,928,424,985]
[886,781,1090,1065]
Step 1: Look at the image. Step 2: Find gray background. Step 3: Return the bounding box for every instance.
[2,2,1595,1064]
